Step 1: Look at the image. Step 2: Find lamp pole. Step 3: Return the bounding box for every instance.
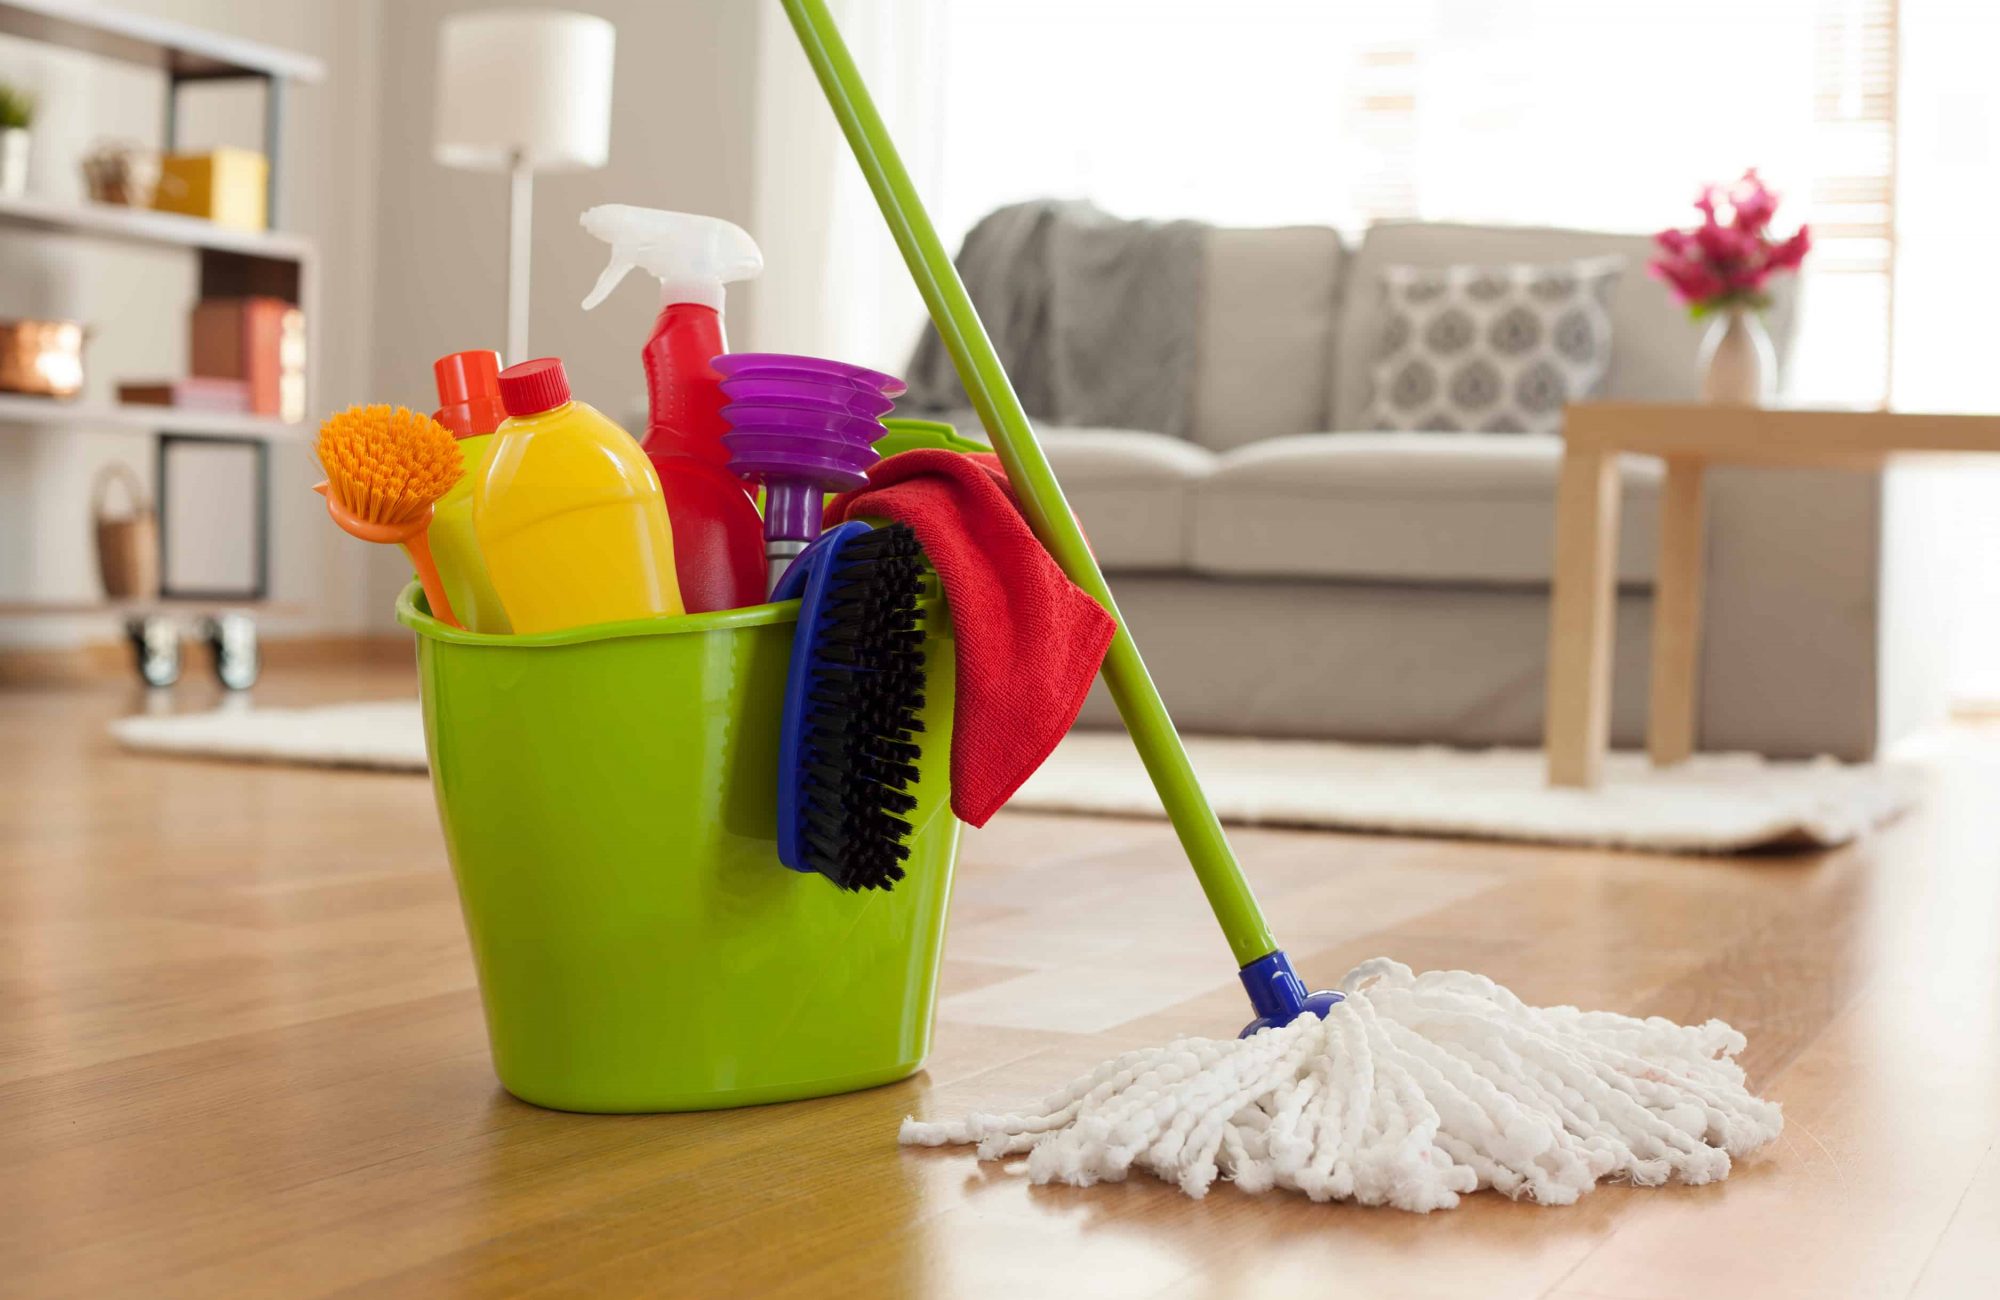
[507,147,533,364]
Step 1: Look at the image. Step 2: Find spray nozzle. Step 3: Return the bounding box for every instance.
[579,205,763,313]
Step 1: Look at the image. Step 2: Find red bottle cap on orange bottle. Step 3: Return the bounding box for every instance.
[432,349,508,437]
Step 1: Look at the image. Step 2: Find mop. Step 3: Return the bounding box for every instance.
[780,0,1783,1211]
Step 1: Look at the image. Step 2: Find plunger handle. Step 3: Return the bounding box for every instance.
[780,0,1277,967]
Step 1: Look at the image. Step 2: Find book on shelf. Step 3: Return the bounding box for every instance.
[116,377,253,413]
[189,296,306,423]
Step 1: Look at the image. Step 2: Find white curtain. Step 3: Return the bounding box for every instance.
[747,0,944,373]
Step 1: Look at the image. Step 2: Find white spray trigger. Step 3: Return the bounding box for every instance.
[578,205,763,313]
[581,254,638,311]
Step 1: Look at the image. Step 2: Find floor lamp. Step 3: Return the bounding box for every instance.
[433,10,616,365]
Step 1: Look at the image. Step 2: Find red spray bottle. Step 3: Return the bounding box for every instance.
[580,205,767,612]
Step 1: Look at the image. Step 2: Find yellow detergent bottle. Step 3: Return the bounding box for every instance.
[427,349,512,634]
[475,357,683,633]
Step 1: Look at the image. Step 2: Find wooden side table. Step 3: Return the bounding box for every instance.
[1543,402,2000,788]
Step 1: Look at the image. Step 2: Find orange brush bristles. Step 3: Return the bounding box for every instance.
[315,404,465,526]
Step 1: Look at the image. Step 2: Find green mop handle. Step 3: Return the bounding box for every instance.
[782,0,1277,968]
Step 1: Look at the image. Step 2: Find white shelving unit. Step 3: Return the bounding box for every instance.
[0,392,308,442]
[0,0,322,82]
[0,0,326,685]
[0,190,315,260]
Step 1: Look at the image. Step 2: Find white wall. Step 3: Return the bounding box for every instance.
[0,0,385,649]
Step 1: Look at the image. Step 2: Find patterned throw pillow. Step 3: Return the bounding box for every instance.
[1362,256,1623,434]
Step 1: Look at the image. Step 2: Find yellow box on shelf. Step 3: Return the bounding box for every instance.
[152,148,268,231]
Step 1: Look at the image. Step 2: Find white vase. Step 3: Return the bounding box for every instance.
[1698,307,1776,405]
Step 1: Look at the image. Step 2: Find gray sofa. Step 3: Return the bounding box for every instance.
[1011,220,1945,759]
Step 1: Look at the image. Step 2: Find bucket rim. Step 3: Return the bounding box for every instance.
[394,581,802,648]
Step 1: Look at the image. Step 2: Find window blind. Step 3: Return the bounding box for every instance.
[1809,0,1899,399]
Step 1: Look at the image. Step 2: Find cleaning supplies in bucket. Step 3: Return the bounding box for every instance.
[314,404,466,629]
[426,349,512,634]
[579,205,768,612]
[716,352,906,592]
[397,579,964,1112]
[332,191,984,1110]
[474,357,683,632]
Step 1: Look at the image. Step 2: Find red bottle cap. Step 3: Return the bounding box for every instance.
[498,358,572,417]
[431,349,507,437]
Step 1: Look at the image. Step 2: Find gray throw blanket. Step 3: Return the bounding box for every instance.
[903,200,1206,438]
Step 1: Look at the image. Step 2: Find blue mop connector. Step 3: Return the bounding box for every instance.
[1238,949,1344,1036]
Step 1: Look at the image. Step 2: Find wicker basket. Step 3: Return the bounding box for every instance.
[94,462,158,600]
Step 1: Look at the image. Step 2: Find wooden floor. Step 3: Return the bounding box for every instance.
[4,661,1999,1299]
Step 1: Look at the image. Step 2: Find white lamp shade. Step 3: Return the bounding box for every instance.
[434,9,615,173]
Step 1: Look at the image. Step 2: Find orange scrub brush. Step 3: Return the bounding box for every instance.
[315,404,467,629]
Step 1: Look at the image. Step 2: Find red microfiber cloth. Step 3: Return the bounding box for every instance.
[827,450,1117,827]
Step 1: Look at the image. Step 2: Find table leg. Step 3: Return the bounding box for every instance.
[1647,458,1708,767]
[1545,449,1623,788]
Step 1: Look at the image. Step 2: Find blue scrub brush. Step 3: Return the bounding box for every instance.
[772,521,928,891]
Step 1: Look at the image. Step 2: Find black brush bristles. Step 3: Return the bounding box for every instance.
[792,523,928,891]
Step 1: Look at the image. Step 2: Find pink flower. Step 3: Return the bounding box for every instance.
[1724,264,1769,295]
[1654,228,1695,257]
[1648,168,1807,314]
[1694,220,1753,265]
[1728,170,1779,236]
[1649,257,1724,304]
[1767,225,1812,273]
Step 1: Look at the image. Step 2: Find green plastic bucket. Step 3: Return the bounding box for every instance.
[395,581,961,1113]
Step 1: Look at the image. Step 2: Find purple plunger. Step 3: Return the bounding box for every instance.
[718,354,903,594]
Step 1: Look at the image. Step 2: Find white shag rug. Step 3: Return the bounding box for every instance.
[109,702,1916,853]
[1017,731,1917,852]
[112,700,429,772]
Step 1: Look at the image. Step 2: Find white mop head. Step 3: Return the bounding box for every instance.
[901,959,1783,1212]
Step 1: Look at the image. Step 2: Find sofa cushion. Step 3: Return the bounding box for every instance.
[1041,428,1216,570]
[1187,225,1346,453]
[1188,432,1661,586]
[1328,221,1800,432]
[1361,256,1623,434]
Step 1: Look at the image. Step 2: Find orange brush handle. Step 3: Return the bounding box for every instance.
[399,529,462,630]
